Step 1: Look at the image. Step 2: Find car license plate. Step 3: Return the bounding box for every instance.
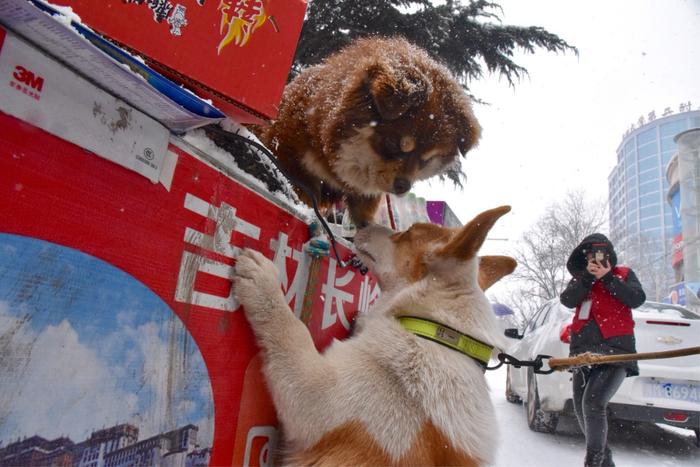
[643,380,699,404]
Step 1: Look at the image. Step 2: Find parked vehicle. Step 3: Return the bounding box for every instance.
[504,300,700,444]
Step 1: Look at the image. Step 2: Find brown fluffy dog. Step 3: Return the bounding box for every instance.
[255,36,481,225]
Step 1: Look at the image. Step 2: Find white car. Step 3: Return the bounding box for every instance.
[503,300,700,444]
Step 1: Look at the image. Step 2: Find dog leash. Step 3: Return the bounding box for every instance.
[397,316,560,374]
[485,346,700,375]
[204,126,352,269]
[546,346,700,371]
[396,315,700,374]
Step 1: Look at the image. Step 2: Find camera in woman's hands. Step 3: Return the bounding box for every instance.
[591,243,609,268]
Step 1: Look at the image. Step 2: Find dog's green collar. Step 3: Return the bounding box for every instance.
[397,316,493,368]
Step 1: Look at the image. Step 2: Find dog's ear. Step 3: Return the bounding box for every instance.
[456,109,481,157]
[478,255,517,291]
[367,63,431,121]
[435,206,511,261]
[457,122,481,156]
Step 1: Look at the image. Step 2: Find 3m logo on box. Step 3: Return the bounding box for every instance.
[9,64,43,100]
[13,65,44,91]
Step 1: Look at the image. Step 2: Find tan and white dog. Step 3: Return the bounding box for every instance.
[233,206,516,466]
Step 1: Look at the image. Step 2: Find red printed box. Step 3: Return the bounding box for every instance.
[50,0,307,123]
[0,111,378,465]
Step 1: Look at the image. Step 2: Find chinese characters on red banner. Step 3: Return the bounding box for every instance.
[174,192,380,322]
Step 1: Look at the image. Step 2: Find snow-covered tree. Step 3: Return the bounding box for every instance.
[497,190,607,322]
[623,234,673,302]
[293,0,577,88]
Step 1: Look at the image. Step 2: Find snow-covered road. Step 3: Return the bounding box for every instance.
[486,367,699,466]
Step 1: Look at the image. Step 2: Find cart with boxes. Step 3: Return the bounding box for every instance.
[0,1,382,466]
[0,2,460,465]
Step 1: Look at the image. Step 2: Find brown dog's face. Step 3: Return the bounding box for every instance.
[325,53,481,197]
[353,206,516,292]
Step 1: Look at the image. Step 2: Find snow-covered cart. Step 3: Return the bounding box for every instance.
[0,1,380,465]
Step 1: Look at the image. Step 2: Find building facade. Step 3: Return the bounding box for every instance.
[0,424,208,467]
[667,128,700,309]
[0,436,74,466]
[74,424,139,467]
[608,106,700,301]
[102,425,198,467]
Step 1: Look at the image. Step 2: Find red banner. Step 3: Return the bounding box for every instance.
[51,0,307,122]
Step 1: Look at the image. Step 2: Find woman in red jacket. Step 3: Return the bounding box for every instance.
[560,233,646,467]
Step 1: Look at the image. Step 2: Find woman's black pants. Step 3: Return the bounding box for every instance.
[572,365,627,454]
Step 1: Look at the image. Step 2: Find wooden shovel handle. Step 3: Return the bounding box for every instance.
[547,346,700,371]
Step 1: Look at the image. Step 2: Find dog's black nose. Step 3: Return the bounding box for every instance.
[357,220,370,229]
[393,178,411,195]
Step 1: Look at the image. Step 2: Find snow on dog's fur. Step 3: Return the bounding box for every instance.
[233,206,516,465]
[252,36,480,226]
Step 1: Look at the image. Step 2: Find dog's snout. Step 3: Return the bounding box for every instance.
[357,219,370,229]
[393,178,411,195]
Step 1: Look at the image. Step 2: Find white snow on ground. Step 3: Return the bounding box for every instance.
[486,366,699,466]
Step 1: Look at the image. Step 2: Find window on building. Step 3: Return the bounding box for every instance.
[640,217,661,231]
[638,169,659,184]
[640,204,661,219]
[637,128,656,146]
[638,142,658,158]
[638,156,659,172]
[662,151,674,167]
[640,191,660,206]
[660,119,688,138]
[639,180,659,195]
[661,137,677,152]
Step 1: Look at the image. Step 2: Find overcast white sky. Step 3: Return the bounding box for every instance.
[414,0,700,257]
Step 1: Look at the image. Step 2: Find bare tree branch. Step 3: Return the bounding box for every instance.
[624,235,673,302]
[494,189,607,324]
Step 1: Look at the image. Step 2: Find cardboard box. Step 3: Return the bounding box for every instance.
[0,25,171,183]
[50,0,307,123]
[0,0,227,133]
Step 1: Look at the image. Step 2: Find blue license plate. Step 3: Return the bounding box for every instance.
[643,380,699,404]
